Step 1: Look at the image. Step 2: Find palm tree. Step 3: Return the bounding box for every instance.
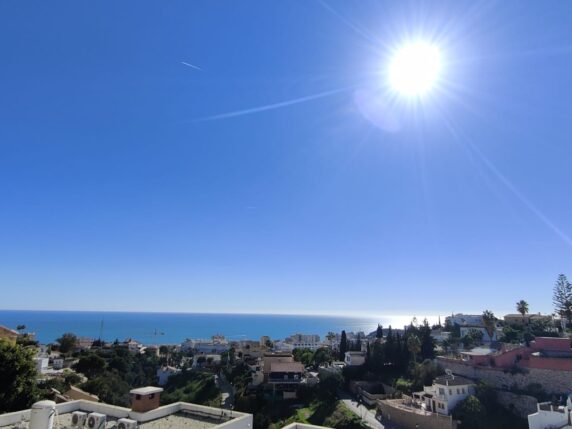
[482,310,497,340]
[516,300,529,324]
[407,334,421,363]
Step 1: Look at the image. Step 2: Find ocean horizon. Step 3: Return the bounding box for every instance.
[0,310,436,345]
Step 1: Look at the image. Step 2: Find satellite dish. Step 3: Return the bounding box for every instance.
[445,369,453,376]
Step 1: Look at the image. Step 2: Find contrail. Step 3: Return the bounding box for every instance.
[191,86,351,122]
[316,0,379,44]
[181,61,202,71]
[467,141,572,247]
[437,108,572,248]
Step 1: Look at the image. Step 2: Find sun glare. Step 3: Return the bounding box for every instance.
[389,42,442,97]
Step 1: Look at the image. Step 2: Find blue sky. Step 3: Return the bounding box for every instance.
[1,1,572,317]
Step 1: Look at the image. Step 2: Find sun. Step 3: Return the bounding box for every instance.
[388,41,442,97]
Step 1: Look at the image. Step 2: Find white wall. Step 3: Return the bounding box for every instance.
[0,400,252,429]
[528,409,568,429]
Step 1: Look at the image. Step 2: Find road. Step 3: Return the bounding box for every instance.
[337,390,385,429]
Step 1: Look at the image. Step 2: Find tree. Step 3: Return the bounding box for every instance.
[482,311,496,340]
[407,334,421,363]
[462,329,484,348]
[516,300,529,318]
[316,371,342,401]
[293,348,314,366]
[74,354,107,378]
[339,330,348,361]
[453,395,485,429]
[57,332,78,354]
[419,319,436,360]
[313,347,332,368]
[376,324,383,339]
[0,341,39,413]
[553,274,572,325]
[16,325,26,334]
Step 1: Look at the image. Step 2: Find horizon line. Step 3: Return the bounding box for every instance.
[0,308,515,320]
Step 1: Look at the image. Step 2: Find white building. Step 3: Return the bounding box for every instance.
[156,366,181,386]
[181,337,229,354]
[413,373,476,415]
[52,358,64,370]
[430,329,451,343]
[528,395,572,429]
[192,354,222,369]
[344,351,366,366]
[287,334,322,350]
[445,314,484,327]
[273,340,294,352]
[234,340,266,359]
[34,357,49,374]
[459,326,498,343]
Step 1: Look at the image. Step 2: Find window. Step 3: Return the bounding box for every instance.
[135,395,141,400]
[449,389,452,395]
[149,393,155,399]
[462,388,465,394]
[457,388,460,394]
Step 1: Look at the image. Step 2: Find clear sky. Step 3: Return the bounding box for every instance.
[1,1,572,318]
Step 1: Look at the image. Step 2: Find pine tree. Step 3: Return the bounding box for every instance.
[376,324,383,339]
[385,326,394,365]
[339,330,347,361]
[420,319,435,360]
[553,274,572,325]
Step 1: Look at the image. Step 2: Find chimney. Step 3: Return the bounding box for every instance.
[130,387,163,413]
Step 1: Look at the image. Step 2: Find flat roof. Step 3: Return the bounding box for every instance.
[1,411,222,429]
[0,401,248,429]
[131,387,164,395]
[460,347,495,356]
[140,411,222,429]
[270,362,304,373]
[434,375,474,387]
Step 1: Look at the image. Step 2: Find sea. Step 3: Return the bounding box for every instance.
[0,310,423,345]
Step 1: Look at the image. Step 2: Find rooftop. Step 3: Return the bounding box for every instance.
[131,387,164,395]
[270,362,305,373]
[434,375,474,387]
[460,347,495,356]
[0,399,251,429]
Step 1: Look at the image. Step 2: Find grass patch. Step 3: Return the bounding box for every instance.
[276,401,365,429]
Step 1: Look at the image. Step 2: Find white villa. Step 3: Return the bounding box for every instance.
[412,373,476,415]
[528,394,572,429]
[156,366,181,386]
